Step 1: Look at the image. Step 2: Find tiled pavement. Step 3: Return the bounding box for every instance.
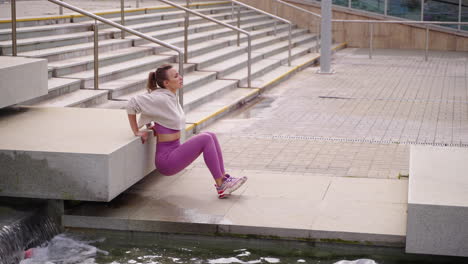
[190,49,468,179]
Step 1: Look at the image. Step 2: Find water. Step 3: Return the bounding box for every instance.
[17,232,468,264]
[0,201,60,264]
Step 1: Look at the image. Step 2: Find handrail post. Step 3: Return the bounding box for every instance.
[93,20,99,90]
[316,20,320,53]
[59,0,63,15]
[136,0,140,9]
[369,23,373,59]
[425,25,429,61]
[184,0,190,63]
[288,23,292,66]
[231,1,234,20]
[120,0,125,39]
[458,0,462,31]
[178,52,184,108]
[420,0,424,21]
[247,36,252,87]
[11,0,17,56]
[384,0,387,15]
[237,5,241,46]
[274,0,278,36]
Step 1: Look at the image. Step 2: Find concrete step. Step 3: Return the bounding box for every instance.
[0,30,113,55]
[0,4,237,40]
[109,9,257,38]
[95,62,195,99]
[100,5,241,30]
[62,55,177,88]
[21,78,82,105]
[113,68,216,101]
[18,38,133,62]
[0,22,91,41]
[224,45,319,87]
[183,79,239,112]
[48,46,155,76]
[31,89,109,108]
[146,22,291,61]
[250,51,320,89]
[200,30,314,78]
[132,13,273,46]
[185,87,259,131]
[188,24,292,69]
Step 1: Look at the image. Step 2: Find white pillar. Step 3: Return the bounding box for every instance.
[319,0,334,74]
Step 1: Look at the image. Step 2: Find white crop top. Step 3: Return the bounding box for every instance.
[126,88,185,130]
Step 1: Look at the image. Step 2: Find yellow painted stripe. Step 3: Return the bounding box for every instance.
[193,88,260,126]
[333,41,348,51]
[260,42,347,89]
[196,106,229,125]
[185,123,196,132]
[0,15,72,23]
[0,1,229,23]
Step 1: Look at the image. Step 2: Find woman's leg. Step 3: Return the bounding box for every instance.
[156,133,224,180]
[203,132,225,176]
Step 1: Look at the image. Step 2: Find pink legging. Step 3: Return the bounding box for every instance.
[155,132,225,179]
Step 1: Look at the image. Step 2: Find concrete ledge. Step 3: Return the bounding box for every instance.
[0,56,47,108]
[406,145,468,257]
[0,106,155,201]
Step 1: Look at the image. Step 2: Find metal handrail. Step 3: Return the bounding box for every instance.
[43,0,186,105]
[276,0,321,18]
[275,0,321,53]
[230,0,293,66]
[157,0,253,87]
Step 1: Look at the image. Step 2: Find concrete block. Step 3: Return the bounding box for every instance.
[406,145,468,257]
[0,56,47,108]
[0,107,155,202]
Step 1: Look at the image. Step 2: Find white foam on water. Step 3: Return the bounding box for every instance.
[263,257,280,263]
[236,251,251,257]
[297,259,306,263]
[19,234,108,264]
[128,260,137,263]
[334,259,377,264]
[208,257,245,263]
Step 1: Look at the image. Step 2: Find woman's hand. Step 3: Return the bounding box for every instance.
[135,131,149,144]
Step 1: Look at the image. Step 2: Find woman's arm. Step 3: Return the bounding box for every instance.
[127,114,148,144]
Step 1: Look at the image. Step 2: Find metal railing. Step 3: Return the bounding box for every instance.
[11,0,186,105]
[329,0,467,31]
[332,19,468,61]
[268,0,468,62]
[156,0,253,87]
[275,0,321,53]
[230,0,293,66]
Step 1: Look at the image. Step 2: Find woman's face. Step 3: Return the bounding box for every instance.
[164,68,183,91]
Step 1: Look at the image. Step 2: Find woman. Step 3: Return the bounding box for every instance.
[126,64,247,198]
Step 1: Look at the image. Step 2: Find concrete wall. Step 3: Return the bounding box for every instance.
[237,0,468,52]
[407,145,468,257]
[0,107,155,202]
[0,56,48,108]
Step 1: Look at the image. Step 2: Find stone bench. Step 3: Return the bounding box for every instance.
[0,56,47,108]
[406,145,468,257]
[0,107,155,202]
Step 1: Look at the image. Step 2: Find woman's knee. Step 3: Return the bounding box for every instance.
[203,131,217,140]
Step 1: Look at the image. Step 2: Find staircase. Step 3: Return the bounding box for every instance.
[0,1,329,131]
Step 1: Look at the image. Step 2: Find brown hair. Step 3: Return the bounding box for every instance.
[147,64,173,92]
